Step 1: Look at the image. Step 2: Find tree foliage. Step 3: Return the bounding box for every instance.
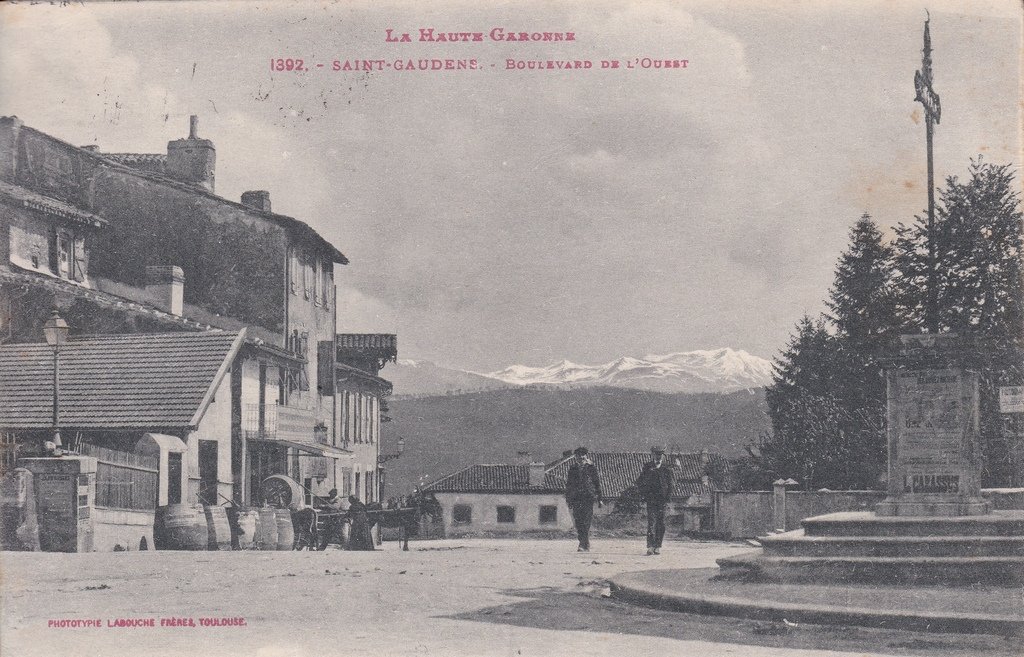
[758,158,1024,490]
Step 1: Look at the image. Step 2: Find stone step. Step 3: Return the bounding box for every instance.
[801,511,1024,538]
[760,531,1024,557]
[716,552,1024,587]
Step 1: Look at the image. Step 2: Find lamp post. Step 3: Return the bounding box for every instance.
[377,437,405,501]
[42,310,70,456]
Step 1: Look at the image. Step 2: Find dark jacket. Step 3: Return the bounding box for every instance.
[565,461,602,508]
[636,461,674,504]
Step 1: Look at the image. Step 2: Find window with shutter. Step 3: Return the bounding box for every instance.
[289,249,299,295]
[313,257,321,306]
[72,236,87,282]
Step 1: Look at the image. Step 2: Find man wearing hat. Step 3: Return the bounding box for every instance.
[636,446,674,555]
[565,447,602,552]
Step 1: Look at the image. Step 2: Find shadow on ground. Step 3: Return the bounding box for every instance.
[445,586,1020,657]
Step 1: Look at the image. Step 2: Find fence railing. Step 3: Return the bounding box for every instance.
[80,443,158,510]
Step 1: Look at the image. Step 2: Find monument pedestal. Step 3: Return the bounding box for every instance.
[718,334,1022,588]
[874,497,990,517]
[875,335,990,518]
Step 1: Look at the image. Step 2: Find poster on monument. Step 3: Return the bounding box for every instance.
[0,1,1021,656]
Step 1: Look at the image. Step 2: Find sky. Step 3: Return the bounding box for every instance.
[0,0,1020,372]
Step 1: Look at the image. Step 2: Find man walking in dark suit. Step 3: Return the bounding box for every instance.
[636,446,674,555]
[565,447,602,552]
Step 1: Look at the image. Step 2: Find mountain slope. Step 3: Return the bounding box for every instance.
[485,348,773,393]
[380,386,768,496]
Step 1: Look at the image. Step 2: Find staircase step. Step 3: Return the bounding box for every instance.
[801,511,1024,537]
[761,531,1024,557]
[717,552,1024,587]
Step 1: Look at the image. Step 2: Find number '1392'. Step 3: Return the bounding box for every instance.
[271,58,306,71]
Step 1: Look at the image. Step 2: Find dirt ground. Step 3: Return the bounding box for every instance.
[1,538,1019,657]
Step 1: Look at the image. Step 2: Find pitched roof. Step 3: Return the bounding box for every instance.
[544,452,722,498]
[336,334,398,361]
[0,180,106,228]
[0,267,217,332]
[0,331,244,430]
[425,452,723,497]
[9,122,348,264]
[99,153,168,175]
[423,464,559,493]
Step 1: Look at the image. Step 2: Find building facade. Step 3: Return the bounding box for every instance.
[0,115,396,532]
[424,452,725,536]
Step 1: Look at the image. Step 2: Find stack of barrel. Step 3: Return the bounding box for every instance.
[154,505,295,551]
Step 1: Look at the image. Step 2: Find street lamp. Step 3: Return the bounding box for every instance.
[42,310,70,456]
[376,437,405,502]
[377,436,405,464]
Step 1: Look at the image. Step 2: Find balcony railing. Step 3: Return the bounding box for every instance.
[243,404,322,443]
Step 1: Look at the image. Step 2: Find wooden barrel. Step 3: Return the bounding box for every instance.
[255,508,278,550]
[204,505,232,551]
[154,504,208,551]
[229,508,258,550]
[275,508,295,551]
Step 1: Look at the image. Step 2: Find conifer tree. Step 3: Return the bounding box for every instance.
[893,159,1024,485]
[762,316,844,490]
[824,214,902,488]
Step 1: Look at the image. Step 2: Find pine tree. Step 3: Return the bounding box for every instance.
[893,158,1024,485]
[824,214,902,488]
[761,316,845,490]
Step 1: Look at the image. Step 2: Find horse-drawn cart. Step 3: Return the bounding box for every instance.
[259,475,420,551]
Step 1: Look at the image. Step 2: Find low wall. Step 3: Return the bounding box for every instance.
[714,488,1024,539]
[785,491,885,529]
[713,492,773,539]
[93,507,154,551]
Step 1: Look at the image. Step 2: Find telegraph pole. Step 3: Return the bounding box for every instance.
[914,12,941,333]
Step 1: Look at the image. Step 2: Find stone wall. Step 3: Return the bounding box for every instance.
[93,507,154,552]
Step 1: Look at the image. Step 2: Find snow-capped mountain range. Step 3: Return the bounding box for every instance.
[388,348,774,396]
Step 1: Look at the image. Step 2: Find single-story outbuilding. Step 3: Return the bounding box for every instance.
[423,451,724,536]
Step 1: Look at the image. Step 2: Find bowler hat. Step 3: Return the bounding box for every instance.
[651,445,666,454]
[573,447,589,456]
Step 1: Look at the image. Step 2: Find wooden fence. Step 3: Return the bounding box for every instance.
[80,443,159,510]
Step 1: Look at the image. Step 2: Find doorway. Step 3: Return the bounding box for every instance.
[167,452,183,505]
[198,440,218,506]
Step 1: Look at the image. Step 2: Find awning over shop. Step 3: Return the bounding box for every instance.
[248,437,350,460]
[137,433,188,455]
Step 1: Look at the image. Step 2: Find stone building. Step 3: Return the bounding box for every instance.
[0,115,395,522]
[424,451,724,536]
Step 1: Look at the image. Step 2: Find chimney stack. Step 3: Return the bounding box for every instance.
[145,265,185,316]
[241,190,272,212]
[166,115,216,192]
[528,462,546,487]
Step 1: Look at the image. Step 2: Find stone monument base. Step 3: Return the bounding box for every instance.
[874,494,991,517]
[716,510,1024,587]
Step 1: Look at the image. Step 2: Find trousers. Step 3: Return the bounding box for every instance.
[571,503,594,549]
[646,502,667,548]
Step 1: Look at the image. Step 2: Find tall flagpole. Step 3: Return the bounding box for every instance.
[915,12,941,333]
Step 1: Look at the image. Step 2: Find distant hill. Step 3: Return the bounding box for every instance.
[387,359,510,396]
[380,386,768,496]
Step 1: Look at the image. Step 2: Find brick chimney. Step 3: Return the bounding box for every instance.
[166,115,215,191]
[145,265,184,316]
[528,462,546,487]
[241,190,271,212]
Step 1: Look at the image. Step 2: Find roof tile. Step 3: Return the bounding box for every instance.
[0,331,242,430]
